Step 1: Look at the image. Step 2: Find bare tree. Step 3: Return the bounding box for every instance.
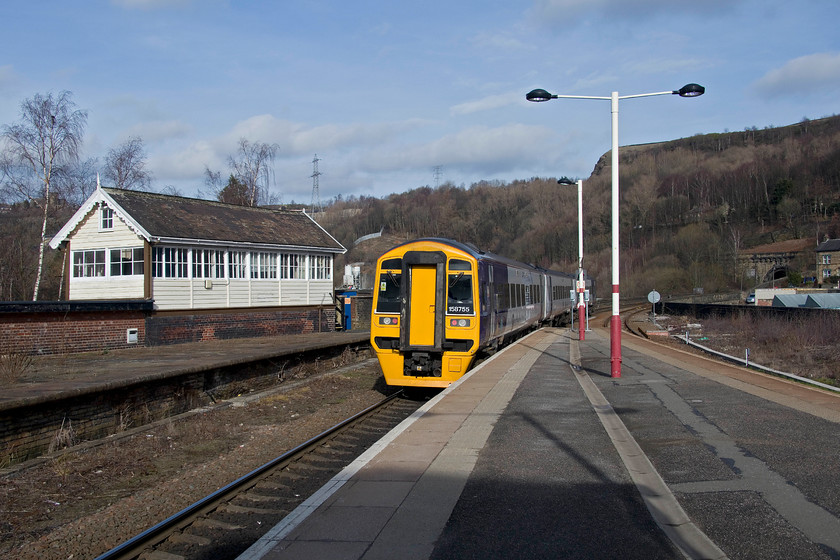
[102,136,152,191]
[228,138,278,206]
[0,91,87,300]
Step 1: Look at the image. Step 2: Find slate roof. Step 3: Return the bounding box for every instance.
[771,294,809,307]
[804,294,840,309]
[50,187,345,253]
[815,239,840,253]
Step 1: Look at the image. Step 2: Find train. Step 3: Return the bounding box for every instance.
[370,238,592,388]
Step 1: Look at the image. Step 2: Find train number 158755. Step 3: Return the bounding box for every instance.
[447,305,472,314]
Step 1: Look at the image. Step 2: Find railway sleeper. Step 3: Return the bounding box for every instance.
[301,453,349,467]
[191,518,244,531]
[169,533,212,546]
[139,550,186,560]
[239,492,290,503]
[218,503,288,516]
[264,470,306,483]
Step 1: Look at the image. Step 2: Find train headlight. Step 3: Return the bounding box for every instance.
[379,316,399,326]
[449,318,470,327]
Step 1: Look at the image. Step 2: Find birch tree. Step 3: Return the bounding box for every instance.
[0,91,87,300]
[228,138,278,206]
[102,136,152,191]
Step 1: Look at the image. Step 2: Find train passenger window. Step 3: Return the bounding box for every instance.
[381,258,402,270]
[447,273,474,314]
[376,272,402,313]
[449,259,471,271]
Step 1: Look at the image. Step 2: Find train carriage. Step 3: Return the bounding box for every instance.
[370,238,581,388]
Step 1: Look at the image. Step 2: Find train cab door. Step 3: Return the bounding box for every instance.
[400,251,446,354]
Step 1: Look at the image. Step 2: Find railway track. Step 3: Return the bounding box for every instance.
[95,392,422,560]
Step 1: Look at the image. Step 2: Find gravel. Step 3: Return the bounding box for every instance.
[0,358,393,560]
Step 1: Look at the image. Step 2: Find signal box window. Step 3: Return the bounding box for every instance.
[110,247,144,276]
[376,272,401,313]
[73,249,105,277]
[100,206,114,230]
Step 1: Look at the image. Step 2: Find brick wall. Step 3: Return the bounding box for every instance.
[0,301,336,356]
[146,307,336,345]
[0,301,150,356]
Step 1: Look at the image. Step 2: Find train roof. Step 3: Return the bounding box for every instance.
[386,238,575,278]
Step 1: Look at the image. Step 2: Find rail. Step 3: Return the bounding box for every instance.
[94,391,405,560]
[624,308,840,395]
[677,333,840,394]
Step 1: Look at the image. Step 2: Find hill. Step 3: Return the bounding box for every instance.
[320,115,840,298]
[3,115,839,302]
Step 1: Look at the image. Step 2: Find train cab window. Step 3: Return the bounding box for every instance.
[447,273,474,315]
[376,272,401,313]
[381,258,402,270]
[449,259,472,271]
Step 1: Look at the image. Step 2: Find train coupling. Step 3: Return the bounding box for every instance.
[404,352,442,377]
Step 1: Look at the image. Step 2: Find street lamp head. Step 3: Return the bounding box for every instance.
[557,176,576,185]
[674,83,705,97]
[526,88,556,102]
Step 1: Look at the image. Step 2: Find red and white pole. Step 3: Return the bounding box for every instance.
[610,92,622,378]
[577,179,585,342]
[526,85,703,379]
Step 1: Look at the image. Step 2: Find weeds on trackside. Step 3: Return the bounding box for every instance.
[0,353,32,383]
[48,417,78,454]
[677,312,840,382]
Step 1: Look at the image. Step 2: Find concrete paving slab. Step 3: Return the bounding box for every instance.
[240,326,840,560]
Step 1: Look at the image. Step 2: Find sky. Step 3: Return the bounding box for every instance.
[1,0,839,205]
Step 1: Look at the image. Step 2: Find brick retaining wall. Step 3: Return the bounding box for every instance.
[0,342,363,467]
[146,307,335,345]
[0,301,336,356]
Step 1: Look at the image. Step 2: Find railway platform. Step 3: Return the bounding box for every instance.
[0,330,370,409]
[238,327,840,560]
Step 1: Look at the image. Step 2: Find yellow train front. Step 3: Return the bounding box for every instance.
[370,238,575,389]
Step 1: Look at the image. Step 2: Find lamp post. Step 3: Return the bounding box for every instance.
[558,177,586,341]
[527,83,705,378]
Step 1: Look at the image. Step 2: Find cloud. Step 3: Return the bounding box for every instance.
[0,65,19,90]
[753,52,840,97]
[223,114,430,155]
[148,114,433,187]
[360,123,555,175]
[125,120,192,143]
[148,140,218,181]
[450,92,523,116]
[528,0,737,24]
[110,0,191,9]
[470,31,531,53]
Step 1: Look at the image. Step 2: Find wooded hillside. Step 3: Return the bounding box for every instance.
[321,115,840,298]
[3,115,839,301]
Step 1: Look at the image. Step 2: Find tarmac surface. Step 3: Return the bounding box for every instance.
[235,326,840,560]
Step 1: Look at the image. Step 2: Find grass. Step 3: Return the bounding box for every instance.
[692,312,840,381]
[0,353,32,383]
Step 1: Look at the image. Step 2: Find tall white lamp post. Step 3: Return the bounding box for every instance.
[558,177,586,341]
[527,83,705,378]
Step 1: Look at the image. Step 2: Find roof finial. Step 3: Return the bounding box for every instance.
[96,173,101,191]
